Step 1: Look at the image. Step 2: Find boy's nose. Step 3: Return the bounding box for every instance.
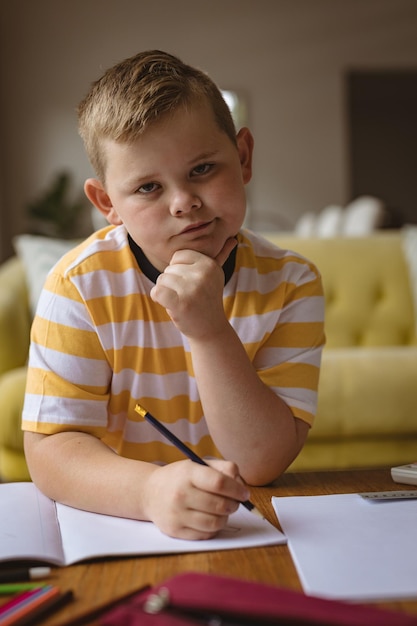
[170,189,202,216]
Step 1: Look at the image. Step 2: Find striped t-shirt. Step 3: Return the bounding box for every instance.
[22,225,325,464]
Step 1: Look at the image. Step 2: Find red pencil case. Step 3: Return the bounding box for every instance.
[100,572,417,625]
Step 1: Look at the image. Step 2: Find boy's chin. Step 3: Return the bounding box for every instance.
[189,232,238,260]
[181,242,224,261]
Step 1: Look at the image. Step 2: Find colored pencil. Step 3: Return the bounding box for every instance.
[0,585,73,626]
[24,589,74,625]
[0,582,48,595]
[0,585,60,625]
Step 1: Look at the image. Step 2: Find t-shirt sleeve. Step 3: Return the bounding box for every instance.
[22,270,111,436]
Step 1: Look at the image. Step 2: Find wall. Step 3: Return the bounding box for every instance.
[1,0,417,260]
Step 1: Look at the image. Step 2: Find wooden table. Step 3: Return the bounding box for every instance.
[6,469,417,624]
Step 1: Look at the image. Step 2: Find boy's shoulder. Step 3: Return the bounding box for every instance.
[237,228,321,279]
[238,228,293,260]
[53,225,131,277]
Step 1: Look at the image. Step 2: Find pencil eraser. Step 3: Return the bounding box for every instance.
[30,566,51,580]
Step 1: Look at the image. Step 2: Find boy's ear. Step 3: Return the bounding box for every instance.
[84,178,123,225]
[236,127,254,184]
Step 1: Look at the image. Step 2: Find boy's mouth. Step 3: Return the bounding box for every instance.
[179,220,213,235]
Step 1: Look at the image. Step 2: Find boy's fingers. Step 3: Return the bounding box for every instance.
[203,460,250,502]
[206,458,240,479]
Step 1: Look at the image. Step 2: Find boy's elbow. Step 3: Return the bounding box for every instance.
[242,462,289,487]
[242,420,309,486]
[24,431,49,483]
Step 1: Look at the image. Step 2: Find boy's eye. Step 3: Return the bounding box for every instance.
[138,182,159,194]
[191,163,213,176]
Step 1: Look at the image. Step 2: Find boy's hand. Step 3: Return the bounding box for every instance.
[142,458,249,540]
[150,237,237,338]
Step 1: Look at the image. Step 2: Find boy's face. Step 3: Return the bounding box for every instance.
[85,102,253,272]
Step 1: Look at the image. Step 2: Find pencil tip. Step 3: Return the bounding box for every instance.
[250,506,265,519]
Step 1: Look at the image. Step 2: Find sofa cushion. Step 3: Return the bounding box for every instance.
[313,346,417,438]
[402,225,417,334]
[265,232,415,348]
[13,234,79,316]
[0,366,30,481]
[0,257,31,375]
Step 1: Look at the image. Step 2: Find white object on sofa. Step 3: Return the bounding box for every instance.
[342,196,386,236]
[294,196,386,238]
[315,205,344,237]
[13,235,78,316]
[294,212,317,237]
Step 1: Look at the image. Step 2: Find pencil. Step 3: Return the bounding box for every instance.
[0,585,63,626]
[61,584,150,625]
[0,583,48,595]
[0,567,51,584]
[22,589,74,625]
[135,404,263,518]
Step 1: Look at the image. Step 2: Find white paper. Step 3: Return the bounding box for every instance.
[272,493,417,601]
[0,482,64,565]
[57,501,285,565]
[0,482,285,566]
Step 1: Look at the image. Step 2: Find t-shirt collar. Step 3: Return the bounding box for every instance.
[127,234,237,285]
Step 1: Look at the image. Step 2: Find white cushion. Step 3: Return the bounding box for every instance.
[13,234,78,316]
[294,212,317,237]
[343,196,386,236]
[315,205,344,237]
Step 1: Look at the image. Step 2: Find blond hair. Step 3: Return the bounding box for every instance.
[77,50,237,181]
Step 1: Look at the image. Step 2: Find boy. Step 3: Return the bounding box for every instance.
[23,50,325,540]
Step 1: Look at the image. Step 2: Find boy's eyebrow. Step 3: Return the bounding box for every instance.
[190,149,219,162]
[123,150,221,189]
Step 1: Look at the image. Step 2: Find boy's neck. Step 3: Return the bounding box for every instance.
[127,234,237,285]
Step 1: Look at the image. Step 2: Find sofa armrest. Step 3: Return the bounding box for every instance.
[0,256,31,375]
[0,366,30,481]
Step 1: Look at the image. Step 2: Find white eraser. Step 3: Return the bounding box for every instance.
[29,566,52,580]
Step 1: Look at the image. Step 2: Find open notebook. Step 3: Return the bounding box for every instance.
[1,482,285,566]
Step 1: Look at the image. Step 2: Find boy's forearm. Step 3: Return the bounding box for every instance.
[24,431,157,520]
[189,324,307,486]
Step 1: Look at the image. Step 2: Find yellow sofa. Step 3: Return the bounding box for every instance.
[0,256,31,480]
[272,231,417,471]
[0,231,416,481]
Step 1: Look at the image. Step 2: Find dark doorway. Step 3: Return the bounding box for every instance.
[347,70,417,227]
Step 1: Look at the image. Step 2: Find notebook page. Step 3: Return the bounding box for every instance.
[56,501,286,565]
[0,482,64,565]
